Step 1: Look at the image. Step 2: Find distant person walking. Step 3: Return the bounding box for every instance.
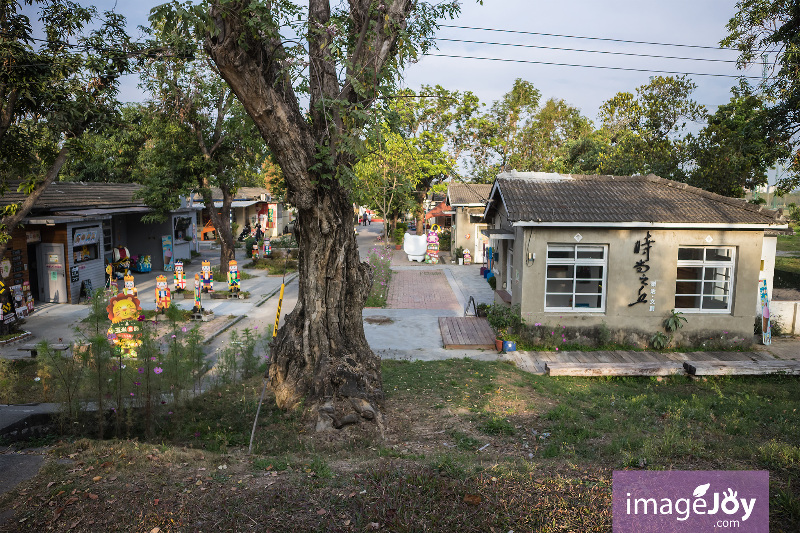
[366,212,371,225]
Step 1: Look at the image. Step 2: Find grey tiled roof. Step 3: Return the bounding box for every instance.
[447,183,492,206]
[491,174,786,225]
[1,181,143,210]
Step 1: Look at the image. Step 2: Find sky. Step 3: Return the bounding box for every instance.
[24,1,758,123]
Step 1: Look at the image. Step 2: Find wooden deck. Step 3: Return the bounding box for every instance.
[502,349,798,377]
[439,317,496,349]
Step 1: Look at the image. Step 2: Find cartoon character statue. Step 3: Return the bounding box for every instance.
[463,249,472,265]
[105,263,113,289]
[174,260,186,291]
[228,260,240,293]
[252,243,260,260]
[193,273,202,312]
[123,274,137,297]
[155,275,171,313]
[106,293,143,357]
[200,260,214,293]
[424,229,440,264]
[263,238,271,257]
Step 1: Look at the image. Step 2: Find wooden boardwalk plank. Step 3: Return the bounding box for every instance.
[440,317,495,349]
[592,351,617,363]
[613,350,639,364]
[547,362,685,377]
[685,360,800,376]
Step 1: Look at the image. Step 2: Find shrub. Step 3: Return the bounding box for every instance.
[650,331,670,350]
[394,223,408,245]
[664,309,687,333]
[488,276,496,290]
[244,236,256,257]
[365,246,392,307]
[438,229,451,251]
[486,303,524,338]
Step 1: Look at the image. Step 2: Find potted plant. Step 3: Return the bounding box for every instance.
[393,222,407,250]
[454,246,464,265]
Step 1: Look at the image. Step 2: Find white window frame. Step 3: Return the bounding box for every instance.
[544,244,608,312]
[675,246,735,313]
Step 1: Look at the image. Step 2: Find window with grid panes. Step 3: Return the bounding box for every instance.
[545,244,607,311]
[675,246,734,312]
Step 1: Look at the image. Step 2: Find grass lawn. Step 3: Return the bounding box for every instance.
[1,359,799,531]
[777,225,800,254]
[776,256,800,275]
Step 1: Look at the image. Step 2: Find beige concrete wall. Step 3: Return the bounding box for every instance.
[759,236,777,311]
[513,226,763,337]
[452,206,486,260]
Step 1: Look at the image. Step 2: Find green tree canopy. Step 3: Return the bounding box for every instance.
[0,0,131,256]
[723,0,800,192]
[688,82,790,197]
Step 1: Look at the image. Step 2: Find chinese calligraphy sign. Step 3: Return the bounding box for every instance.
[629,231,656,309]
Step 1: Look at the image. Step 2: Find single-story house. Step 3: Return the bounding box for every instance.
[482,171,788,338]
[0,182,200,306]
[193,187,295,240]
[447,183,492,262]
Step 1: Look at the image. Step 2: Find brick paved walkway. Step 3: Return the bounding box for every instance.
[385,270,461,311]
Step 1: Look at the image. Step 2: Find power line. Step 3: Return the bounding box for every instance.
[424,53,763,80]
[438,24,745,52]
[435,38,740,63]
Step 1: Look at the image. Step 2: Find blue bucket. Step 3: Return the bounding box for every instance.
[502,340,517,352]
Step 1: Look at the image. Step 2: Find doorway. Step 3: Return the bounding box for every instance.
[27,243,40,302]
[38,243,67,303]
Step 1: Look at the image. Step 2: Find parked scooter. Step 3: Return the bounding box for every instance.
[237,224,252,241]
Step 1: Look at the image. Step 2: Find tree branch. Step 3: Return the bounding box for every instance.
[0,144,70,259]
[205,0,316,210]
[340,0,411,107]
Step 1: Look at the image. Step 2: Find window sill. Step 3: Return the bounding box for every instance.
[495,289,512,304]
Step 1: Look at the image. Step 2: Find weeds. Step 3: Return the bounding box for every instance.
[365,245,392,307]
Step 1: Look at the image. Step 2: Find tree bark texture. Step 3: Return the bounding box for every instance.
[205,0,413,429]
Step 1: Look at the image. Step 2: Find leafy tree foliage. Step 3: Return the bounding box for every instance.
[0,0,131,257]
[688,82,789,197]
[595,75,706,181]
[723,0,800,192]
[137,22,267,267]
[353,126,420,239]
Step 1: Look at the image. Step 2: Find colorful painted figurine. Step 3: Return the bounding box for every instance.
[463,250,472,265]
[263,238,271,257]
[123,274,138,297]
[200,260,214,293]
[424,229,440,264]
[155,275,171,313]
[228,260,240,293]
[252,243,259,260]
[174,261,186,291]
[193,273,202,312]
[105,263,113,288]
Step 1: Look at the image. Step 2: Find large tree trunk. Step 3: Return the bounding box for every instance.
[203,0,399,429]
[269,183,381,430]
[201,183,236,269]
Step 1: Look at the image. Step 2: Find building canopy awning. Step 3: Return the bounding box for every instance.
[481,228,515,240]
